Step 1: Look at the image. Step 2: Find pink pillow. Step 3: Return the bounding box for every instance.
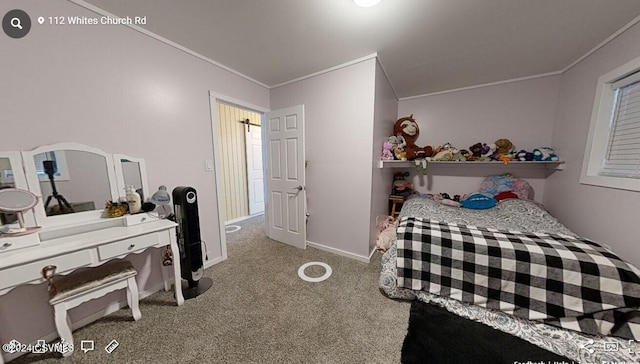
[479,175,533,200]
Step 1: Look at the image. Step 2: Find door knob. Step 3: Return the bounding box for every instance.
[292,186,304,191]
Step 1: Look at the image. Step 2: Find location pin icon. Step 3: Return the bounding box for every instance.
[37,17,44,25]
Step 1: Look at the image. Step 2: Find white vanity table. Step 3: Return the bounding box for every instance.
[0,143,184,363]
[0,215,184,305]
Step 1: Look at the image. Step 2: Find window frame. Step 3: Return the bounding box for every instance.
[580,56,640,192]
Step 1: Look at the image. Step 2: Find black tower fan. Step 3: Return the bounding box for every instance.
[172,186,212,299]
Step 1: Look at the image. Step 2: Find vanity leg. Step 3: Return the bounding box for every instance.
[126,277,142,321]
[170,241,184,306]
[53,305,74,357]
[161,264,170,292]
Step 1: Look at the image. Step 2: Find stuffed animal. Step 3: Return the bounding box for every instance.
[393,146,407,160]
[392,172,414,198]
[491,138,517,162]
[381,141,394,160]
[393,115,433,160]
[434,193,461,207]
[432,142,454,161]
[515,149,534,161]
[533,147,559,161]
[494,138,516,156]
[479,143,495,161]
[451,148,467,162]
[375,216,397,252]
[467,143,483,161]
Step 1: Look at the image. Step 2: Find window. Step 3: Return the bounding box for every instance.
[581,57,640,192]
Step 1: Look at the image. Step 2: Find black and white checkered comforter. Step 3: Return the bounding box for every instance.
[396,217,640,339]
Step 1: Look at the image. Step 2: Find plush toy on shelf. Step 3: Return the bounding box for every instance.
[479,143,495,161]
[432,143,454,161]
[393,115,433,160]
[515,150,534,161]
[393,146,407,160]
[491,138,517,163]
[533,147,559,161]
[494,138,516,156]
[381,141,394,160]
[467,142,484,161]
[432,143,467,162]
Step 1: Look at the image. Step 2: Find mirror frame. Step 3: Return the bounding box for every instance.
[0,151,37,228]
[113,154,150,203]
[22,142,119,227]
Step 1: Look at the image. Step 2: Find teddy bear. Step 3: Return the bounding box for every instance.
[495,138,516,155]
[467,142,483,161]
[492,138,517,162]
[393,115,433,160]
[533,147,559,161]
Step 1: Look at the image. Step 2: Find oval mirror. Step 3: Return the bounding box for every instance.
[0,188,39,234]
[0,188,38,212]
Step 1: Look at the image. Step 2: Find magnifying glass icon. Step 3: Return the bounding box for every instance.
[10,17,22,29]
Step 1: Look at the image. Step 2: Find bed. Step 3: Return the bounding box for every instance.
[380,194,640,363]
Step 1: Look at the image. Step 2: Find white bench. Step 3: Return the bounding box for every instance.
[46,260,141,357]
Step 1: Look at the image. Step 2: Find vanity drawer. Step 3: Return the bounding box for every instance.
[98,233,160,260]
[0,233,40,254]
[0,250,92,291]
[123,214,158,226]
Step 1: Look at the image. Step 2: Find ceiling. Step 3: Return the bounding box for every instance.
[81,0,640,98]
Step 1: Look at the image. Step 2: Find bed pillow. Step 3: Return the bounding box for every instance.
[479,175,533,200]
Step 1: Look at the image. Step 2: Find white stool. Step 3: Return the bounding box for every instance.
[46,260,141,357]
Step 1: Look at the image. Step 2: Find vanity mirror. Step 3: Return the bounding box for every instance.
[22,143,119,227]
[0,151,36,229]
[113,154,150,203]
[0,188,39,235]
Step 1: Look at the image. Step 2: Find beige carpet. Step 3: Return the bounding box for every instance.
[12,214,409,363]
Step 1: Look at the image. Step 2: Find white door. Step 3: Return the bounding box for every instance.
[265,105,306,249]
[245,124,264,215]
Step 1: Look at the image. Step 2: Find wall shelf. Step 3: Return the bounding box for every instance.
[378,160,565,170]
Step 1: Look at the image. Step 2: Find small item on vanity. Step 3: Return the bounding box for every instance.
[105,200,128,218]
[141,201,156,212]
[126,185,142,214]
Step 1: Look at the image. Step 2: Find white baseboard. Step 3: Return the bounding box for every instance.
[3,282,166,362]
[224,212,264,225]
[204,256,225,269]
[369,247,378,261]
[306,240,371,263]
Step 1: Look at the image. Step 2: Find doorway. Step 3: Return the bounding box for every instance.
[215,101,265,223]
[209,93,306,262]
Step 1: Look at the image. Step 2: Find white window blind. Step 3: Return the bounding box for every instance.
[601,73,640,178]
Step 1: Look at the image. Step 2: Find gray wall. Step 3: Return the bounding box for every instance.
[370,62,399,253]
[545,21,640,267]
[398,76,562,201]
[270,58,377,259]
